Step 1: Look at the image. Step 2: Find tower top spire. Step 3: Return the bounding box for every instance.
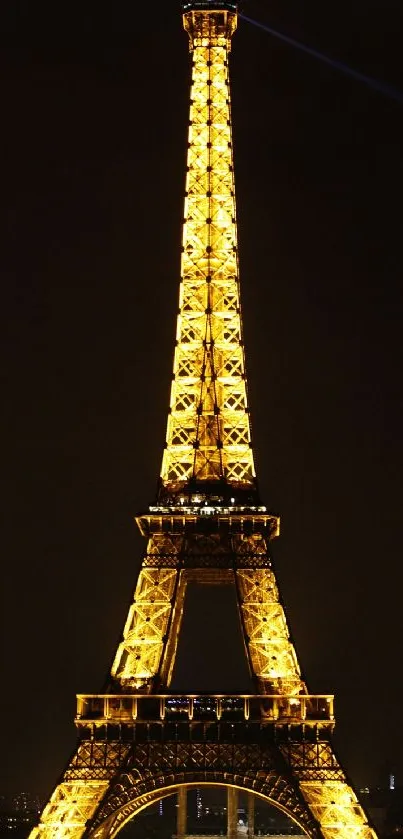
[183,0,237,46]
[160,0,254,502]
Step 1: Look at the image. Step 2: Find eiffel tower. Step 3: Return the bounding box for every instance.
[30,3,378,838]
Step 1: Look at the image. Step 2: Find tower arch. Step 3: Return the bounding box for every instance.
[89,776,313,839]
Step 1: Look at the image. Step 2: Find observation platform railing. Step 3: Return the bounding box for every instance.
[76,694,334,727]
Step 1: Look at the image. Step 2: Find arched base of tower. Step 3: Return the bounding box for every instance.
[87,775,315,839]
[29,733,378,839]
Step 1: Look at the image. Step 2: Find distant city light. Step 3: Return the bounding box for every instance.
[196,788,202,819]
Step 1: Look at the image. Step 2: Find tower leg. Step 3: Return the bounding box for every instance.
[227,787,238,839]
[177,786,187,839]
[247,793,255,839]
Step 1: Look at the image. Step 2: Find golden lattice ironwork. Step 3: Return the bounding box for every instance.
[236,566,303,694]
[110,517,307,694]
[160,6,255,492]
[29,781,108,839]
[28,5,378,839]
[110,565,179,688]
[298,781,377,839]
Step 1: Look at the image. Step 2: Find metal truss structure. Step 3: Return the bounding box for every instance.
[160,3,254,491]
[29,4,378,839]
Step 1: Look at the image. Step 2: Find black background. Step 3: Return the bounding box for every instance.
[1,0,403,800]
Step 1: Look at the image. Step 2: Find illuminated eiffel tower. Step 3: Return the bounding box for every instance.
[30,3,378,838]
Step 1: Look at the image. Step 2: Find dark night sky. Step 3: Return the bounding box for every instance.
[1,0,403,803]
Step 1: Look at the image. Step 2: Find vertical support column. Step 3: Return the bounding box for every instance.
[177,786,187,839]
[227,787,238,839]
[247,793,255,839]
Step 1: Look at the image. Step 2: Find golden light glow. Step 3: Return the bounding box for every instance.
[111,566,178,687]
[111,545,305,694]
[160,10,255,491]
[236,567,304,693]
[29,782,108,839]
[299,781,378,839]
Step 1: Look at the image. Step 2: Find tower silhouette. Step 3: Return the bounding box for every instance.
[29,3,378,838]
